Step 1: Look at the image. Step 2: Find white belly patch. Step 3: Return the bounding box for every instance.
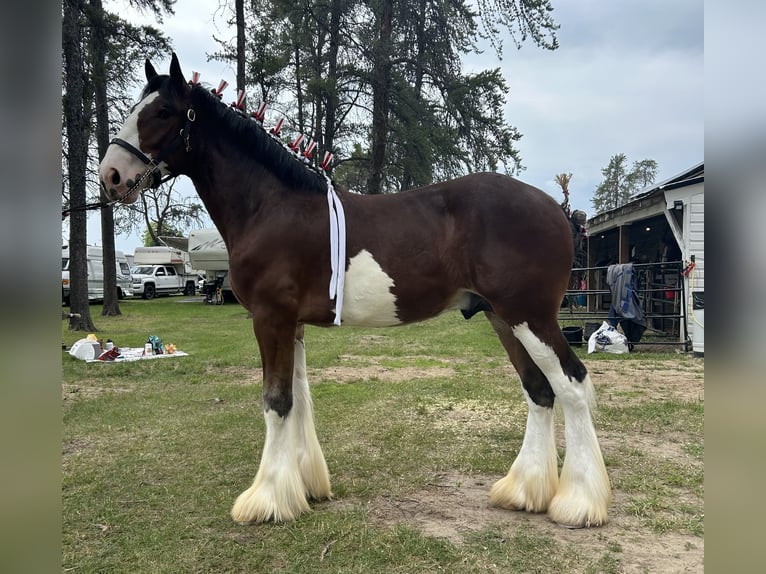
[340,249,400,326]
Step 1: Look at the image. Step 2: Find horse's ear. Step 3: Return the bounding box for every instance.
[169,52,187,93]
[145,59,158,82]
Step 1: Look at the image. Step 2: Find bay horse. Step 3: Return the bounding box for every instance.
[99,53,611,528]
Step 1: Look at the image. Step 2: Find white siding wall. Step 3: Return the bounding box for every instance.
[664,181,704,351]
[688,190,704,292]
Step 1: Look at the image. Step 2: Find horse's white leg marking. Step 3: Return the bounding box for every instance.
[230,407,309,524]
[511,322,612,527]
[341,249,401,327]
[490,389,558,513]
[292,338,332,500]
[230,339,331,523]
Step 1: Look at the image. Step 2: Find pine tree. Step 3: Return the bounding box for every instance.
[591,154,658,214]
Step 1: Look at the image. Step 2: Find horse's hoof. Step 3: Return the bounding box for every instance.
[230,484,310,524]
[547,494,609,528]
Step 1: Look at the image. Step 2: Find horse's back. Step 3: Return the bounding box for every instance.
[416,172,574,269]
[338,172,573,324]
[439,173,574,297]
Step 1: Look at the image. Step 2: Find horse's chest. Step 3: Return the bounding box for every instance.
[340,250,401,327]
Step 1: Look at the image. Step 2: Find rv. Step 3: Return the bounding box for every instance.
[62,245,133,305]
[188,228,235,301]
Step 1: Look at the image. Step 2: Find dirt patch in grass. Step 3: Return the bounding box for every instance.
[363,471,701,573]
[359,355,704,573]
[587,357,704,406]
[310,354,457,384]
[205,365,261,382]
[62,380,134,408]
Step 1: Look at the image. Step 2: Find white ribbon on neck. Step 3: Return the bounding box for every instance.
[325,176,346,325]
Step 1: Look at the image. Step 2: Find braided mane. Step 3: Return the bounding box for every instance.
[140,74,332,194]
[189,85,329,194]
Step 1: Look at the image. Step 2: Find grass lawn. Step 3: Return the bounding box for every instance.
[62,297,703,573]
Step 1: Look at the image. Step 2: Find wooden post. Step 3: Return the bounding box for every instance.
[618,225,631,263]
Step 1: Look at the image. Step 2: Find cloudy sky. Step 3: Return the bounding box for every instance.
[84,0,704,254]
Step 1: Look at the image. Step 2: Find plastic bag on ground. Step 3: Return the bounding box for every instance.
[587,321,629,354]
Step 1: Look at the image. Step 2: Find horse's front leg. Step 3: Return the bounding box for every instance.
[231,316,326,523]
[292,325,332,501]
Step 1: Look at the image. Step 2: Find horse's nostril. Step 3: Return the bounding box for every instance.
[110,169,121,186]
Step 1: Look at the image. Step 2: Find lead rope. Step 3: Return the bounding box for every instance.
[325,174,346,325]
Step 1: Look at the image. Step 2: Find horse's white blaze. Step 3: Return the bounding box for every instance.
[100,93,156,176]
[98,91,171,195]
[120,92,157,147]
[511,322,612,527]
[490,389,558,513]
[340,249,400,326]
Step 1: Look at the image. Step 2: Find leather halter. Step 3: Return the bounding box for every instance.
[109,107,196,192]
[64,105,197,217]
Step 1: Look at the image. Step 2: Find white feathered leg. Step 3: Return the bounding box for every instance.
[292,338,332,500]
[490,389,558,513]
[230,408,309,523]
[512,322,612,527]
[230,338,331,523]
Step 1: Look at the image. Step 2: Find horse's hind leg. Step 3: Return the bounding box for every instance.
[511,320,612,528]
[486,312,559,513]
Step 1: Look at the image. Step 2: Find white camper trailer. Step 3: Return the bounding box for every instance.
[62,245,133,305]
[188,228,235,301]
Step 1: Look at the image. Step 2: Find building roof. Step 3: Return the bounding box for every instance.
[588,161,704,230]
[631,161,704,199]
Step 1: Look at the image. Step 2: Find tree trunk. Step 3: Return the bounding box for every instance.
[323,0,343,159]
[89,0,121,316]
[312,21,325,159]
[63,0,97,331]
[294,43,304,134]
[236,0,246,109]
[399,0,427,191]
[367,0,393,195]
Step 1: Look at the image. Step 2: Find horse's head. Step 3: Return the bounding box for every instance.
[98,53,192,204]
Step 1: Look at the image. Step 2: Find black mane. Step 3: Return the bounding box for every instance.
[187,84,328,194]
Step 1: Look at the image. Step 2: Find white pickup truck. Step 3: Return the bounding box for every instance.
[131,264,198,299]
[131,246,198,299]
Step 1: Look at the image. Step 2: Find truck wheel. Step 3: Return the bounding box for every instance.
[143,284,156,300]
[184,282,195,296]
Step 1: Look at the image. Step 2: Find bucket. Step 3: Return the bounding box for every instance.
[562,326,583,346]
[584,321,601,341]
